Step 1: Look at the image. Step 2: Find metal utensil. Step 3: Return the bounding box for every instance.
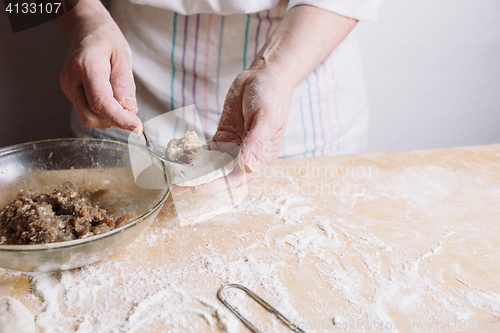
[217,284,306,333]
[142,127,193,167]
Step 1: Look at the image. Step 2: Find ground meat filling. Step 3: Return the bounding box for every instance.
[0,182,132,245]
[166,131,202,164]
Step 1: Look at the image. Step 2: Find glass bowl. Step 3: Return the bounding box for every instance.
[0,138,170,272]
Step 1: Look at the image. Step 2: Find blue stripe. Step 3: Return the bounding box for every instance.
[243,14,251,70]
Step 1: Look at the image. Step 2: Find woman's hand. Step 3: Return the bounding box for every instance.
[172,67,293,195]
[56,0,142,133]
[213,67,293,180]
[175,5,357,195]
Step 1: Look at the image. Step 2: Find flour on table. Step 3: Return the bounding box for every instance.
[2,160,500,333]
[235,195,317,225]
[0,297,36,333]
[20,192,320,333]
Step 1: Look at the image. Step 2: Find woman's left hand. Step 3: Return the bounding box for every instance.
[174,66,294,195]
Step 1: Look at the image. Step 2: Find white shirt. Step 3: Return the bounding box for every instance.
[71,0,381,157]
[128,0,381,21]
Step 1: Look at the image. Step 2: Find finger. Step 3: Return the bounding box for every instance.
[61,66,116,130]
[80,62,142,133]
[204,141,241,158]
[171,184,191,195]
[72,85,114,129]
[213,76,247,143]
[187,163,255,195]
[110,52,138,114]
[240,116,277,173]
[212,131,242,146]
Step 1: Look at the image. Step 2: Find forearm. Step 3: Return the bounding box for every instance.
[250,5,357,88]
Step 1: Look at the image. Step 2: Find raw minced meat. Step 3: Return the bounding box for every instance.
[166,131,202,163]
[0,182,132,245]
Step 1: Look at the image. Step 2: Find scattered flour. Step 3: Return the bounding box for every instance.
[360,234,392,252]
[0,173,498,333]
[9,193,318,333]
[0,296,36,333]
[236,195,317,225]
[29,262,239,333]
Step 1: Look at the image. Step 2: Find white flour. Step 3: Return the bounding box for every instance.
[16,193,317,333]
[30,260,237,333]
[0,296,36,333]
[1,163,499,332]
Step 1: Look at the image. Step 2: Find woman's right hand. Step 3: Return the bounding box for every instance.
[56,0,142,133]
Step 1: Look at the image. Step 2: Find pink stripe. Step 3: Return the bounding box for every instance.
[321,61,335,153]
[203,14,213,140]
[192,14,201,128]
[265,10,272,40]
[276,0,282,21]
[254,12,262,57]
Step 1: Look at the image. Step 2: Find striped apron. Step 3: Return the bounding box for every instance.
[71,0,371,157]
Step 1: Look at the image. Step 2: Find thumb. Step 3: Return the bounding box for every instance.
[240,118,275,173]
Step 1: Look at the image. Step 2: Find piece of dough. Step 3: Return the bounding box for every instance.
[169,149,235,186]
[0,297,36,333]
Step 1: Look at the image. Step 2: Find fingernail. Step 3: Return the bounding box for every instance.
[132,124,143,135]
[245,155,256,173]
[125,96,139,113]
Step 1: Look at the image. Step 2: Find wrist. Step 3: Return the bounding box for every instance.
[55,0,112,43]
[248,55,299,91]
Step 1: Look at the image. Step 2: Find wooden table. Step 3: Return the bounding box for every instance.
[1,144,500,332]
